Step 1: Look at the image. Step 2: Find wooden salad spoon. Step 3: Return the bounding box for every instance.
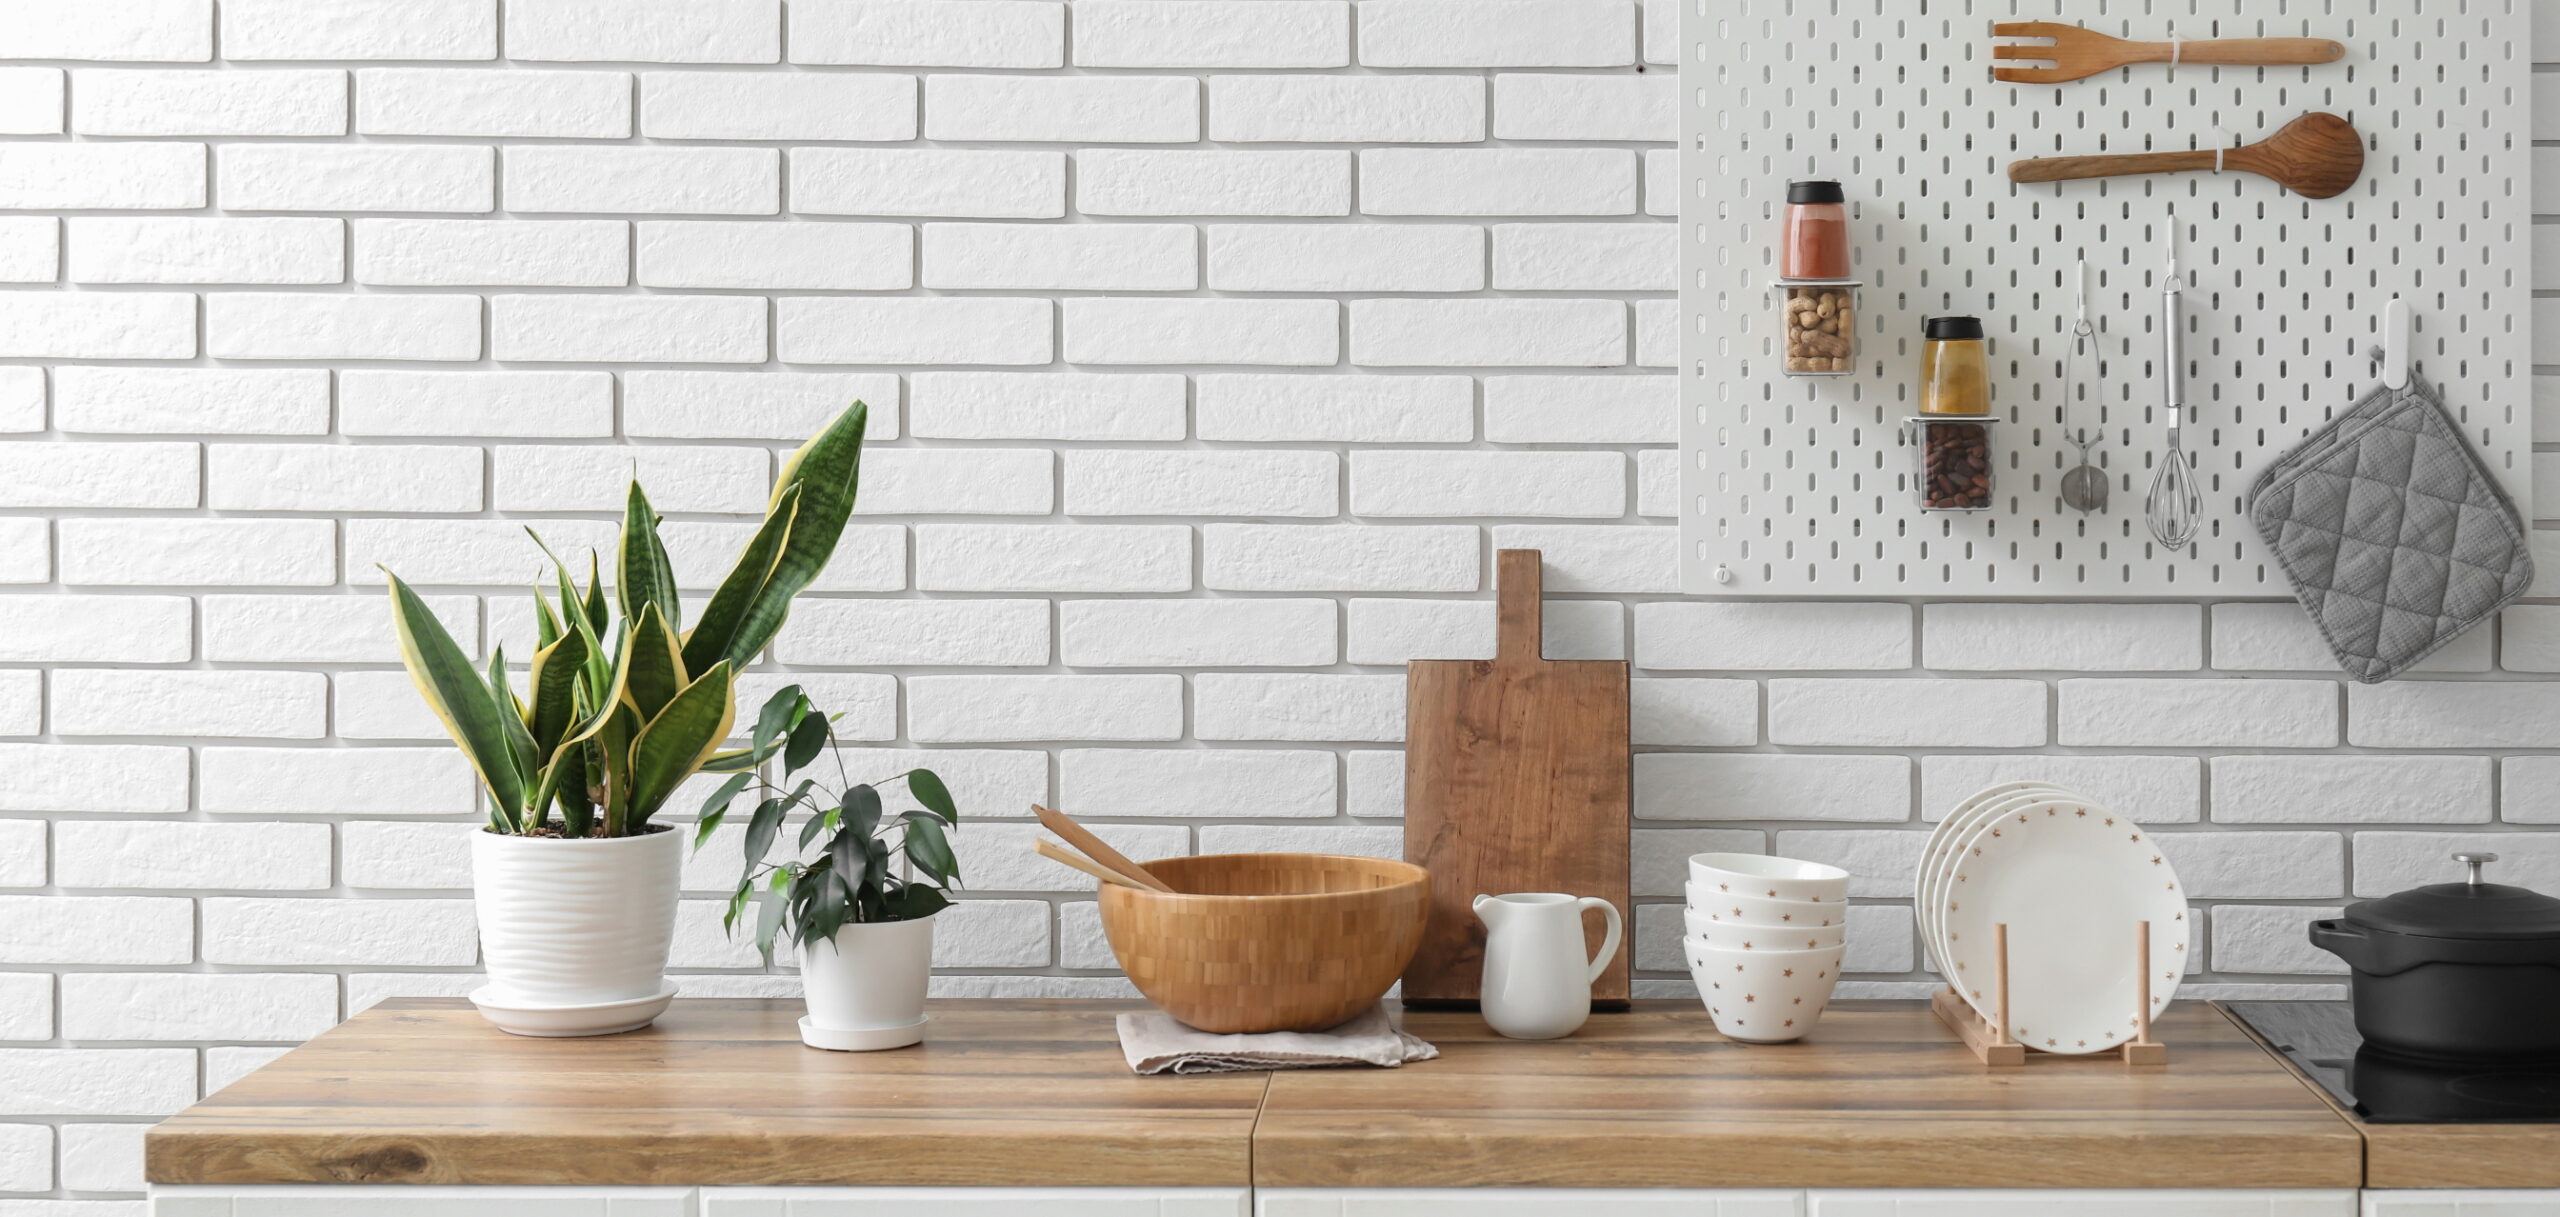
[2007,112,2365,200]
[1032,804,1176,892]
[1033,838,1153,890]
[1991,22,2345,85]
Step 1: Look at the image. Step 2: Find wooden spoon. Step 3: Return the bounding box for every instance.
[1992,22,2345,85]
[1033,804,1176,892]
[2007,112,2365,200]
[1033,838,1152,890]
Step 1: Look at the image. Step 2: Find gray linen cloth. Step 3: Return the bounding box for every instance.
[1117,1003,1438,1075]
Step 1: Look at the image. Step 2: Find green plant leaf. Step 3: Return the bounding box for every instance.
[754,881,789,966]
[680,403,867,675]
[783,710,829,773]
[754,684,803,749]
[693,771,753,850]
[621,601,686,722]
[905,768,956,822]
[740,796,787,873]
[903,811,958,886]
[524,627,589,754]
[617,479,682,632]
[884,884,951,922]
[485,645,541,797]
[626,660,736,827]
[681,484,800,678]
[384,571,528,827]
[841,783,882,840]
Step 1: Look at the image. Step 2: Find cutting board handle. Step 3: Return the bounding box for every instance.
[1496,549,1543,663]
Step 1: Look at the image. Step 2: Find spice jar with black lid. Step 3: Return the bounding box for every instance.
[1906,316,1997,512]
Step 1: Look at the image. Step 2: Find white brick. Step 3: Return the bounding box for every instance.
[1633,299,1675,367]
[494,444,766,514]
[916,523,1189,592]
[0,368,33,431]
[1061,748,1335,817]
[342,821,472,890]
[1492,223,1675,292]
[1360,0,1633,66]
[356,67,626,137]
[1353,299,1624,367]
[0,143,203,210]
[911,372,1185,440]
[1065,449,1335,517]
[506,0,779,62]
[0,1126,42,1191]
[355,219,626,288]
[773,599,1049,666]
[2510,756,2560,823]
[640,71,912,141]
[1629,828,1765,896]
[492,294,765,363]
[340,371,614,437]
[0,442,196,509]
[348,518,616,586]
[670,520,904,594]
[2163,831,2346,899]
[2212,755,2491,824]
[223,0,495,59]
[2504,604,2560,671]
[221,143,489,213]
[205,593,475,664]
[1196,374,1472,442]
[1765,830,1925,899]
[1195,824,1402,859]
[1346,749,1401,817]
[1635,754,1911,822]
[793,0,1061,67]
[2350,681,2560,748]
[1641,0,1675,63]
[1484,375,1673,444]
[625,371,899,440]
[1493,73,1676,141]
[1361,148,1636,216]
[1920,755,2201,825]
[1476,526,1663,594]
[0,217,53,282]
[205,897,477,965]
[2,0,209,60]
[54,367,328,436]
[1204,523,1475,592]
[1767,678,2047,748]
[0,744,187,813]
[2356,831,2560,897]
[730,673,898,743]
[1209,75,1481,142]
[2211,905,2348,975]
[1064,298,1336,365]
[0,820,42,885]
[1644,147,1678,215]
[639,221,911,291]
[0,292,195,359]
[207,444,480,515]
[2060,679,2341,748]
[332,670,444,740]
[207,293,478,361]
[0,896,192,964]
[908,674,1182,741]
[56,820,328,892]
[828,747,1049,821]
[1060,598,1336,666]
[53,669,325,739]
[924,75,1196,142]
[1926,604,2204,671]
[57,1123,147,1193]
[1195,673,1404,741]
[927,899,1051,967]
[2219,595,2502,673]
[1207,224,1482,293]
[1631,679,1759,747]
[1352,451,1623,516]
[504,146,778,214]
[73,68,343,135]
[924,223,1193,291]
[781,297,1052,365]
[1077,1,1344,66]
[0,69,62,134]
[847,448,1051,515]
[59,519,334,587]
[1077,149,1349,217]
[795,149,1065,218]
[1344,597,1491,663]
[1536,600,1623,660]
[0,670,30,736]
[199,746,475,815]
[0,521,45,585]
[0,1049,195,1117]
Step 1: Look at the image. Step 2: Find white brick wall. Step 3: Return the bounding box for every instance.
[0,4,2550,1203]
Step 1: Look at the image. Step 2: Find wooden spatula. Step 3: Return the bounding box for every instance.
[1992,22,2344,84]
[1033,838,1153,890]
[1033,804,1176,892]
[2008,112,2365,200]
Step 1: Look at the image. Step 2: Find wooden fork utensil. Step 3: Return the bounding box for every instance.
[1991,22,2344,84]
[2007,112,2365,200]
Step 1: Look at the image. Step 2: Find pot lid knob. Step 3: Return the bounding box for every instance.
[2455,852,2500,886]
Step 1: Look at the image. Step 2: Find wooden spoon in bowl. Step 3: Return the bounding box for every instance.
[1033,804,1176,893]
[2008,112,2365,199]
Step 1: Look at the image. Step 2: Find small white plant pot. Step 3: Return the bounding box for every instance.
[469,827,682,1037]
[796,915,936,1051]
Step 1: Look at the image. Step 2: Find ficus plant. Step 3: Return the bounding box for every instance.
[384,403,869,839]
[699,685,961,963]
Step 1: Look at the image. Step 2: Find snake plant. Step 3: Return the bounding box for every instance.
[385,403,869,838]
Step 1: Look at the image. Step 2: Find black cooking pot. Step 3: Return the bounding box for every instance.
[2309,853,2560,1064]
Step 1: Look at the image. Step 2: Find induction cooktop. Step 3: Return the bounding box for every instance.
[2226,1001,2560,1125]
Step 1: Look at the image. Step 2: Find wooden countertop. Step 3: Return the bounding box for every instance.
[150,997,2365,1190]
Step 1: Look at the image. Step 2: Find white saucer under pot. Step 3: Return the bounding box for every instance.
[469,982,678,1038]
[799,1015,928,1052]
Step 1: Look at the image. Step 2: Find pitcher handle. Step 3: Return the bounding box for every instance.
[1576,897,1624,984]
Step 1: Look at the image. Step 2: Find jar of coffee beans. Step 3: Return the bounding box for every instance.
[1905,415,1996,511]
[1779,283,1857,375]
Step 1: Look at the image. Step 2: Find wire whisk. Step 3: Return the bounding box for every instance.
[2146,230,2200,550]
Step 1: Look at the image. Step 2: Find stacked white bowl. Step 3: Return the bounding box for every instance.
[1683,852,1851,1044]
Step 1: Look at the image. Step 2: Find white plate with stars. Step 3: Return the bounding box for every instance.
[1939,801,2189,1054]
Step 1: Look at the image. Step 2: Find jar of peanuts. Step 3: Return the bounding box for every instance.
[1779,282,1857,375]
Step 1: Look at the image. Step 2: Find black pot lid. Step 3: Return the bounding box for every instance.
[2345,853,2560,940]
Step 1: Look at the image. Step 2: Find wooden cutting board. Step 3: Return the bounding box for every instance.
[1402,549,1631,1007]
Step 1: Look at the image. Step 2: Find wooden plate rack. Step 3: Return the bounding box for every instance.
[1929,921,2169,1067]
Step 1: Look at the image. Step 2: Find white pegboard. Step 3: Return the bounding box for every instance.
[1678,0,2535,597]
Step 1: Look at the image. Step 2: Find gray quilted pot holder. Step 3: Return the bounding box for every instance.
[2246,373,2533,683]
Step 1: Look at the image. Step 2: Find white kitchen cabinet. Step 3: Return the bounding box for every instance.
[701,1187,1250,1216]
[2363,1193,2560,1216]
[1806,1191,2358,1217]
[150,1185,696,1216]
[1257,1191,1799,1216]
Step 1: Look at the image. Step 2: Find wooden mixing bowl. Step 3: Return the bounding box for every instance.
[1097,853,1431,1034]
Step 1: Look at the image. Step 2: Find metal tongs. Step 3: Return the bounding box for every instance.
[2059,258,2105,514]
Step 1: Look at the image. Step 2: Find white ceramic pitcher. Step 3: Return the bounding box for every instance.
[1473,892,1625,1040]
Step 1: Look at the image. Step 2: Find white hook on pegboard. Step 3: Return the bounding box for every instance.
[2381,297,2412,391]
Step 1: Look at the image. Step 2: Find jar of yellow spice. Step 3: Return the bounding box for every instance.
[1906,316,1996,511]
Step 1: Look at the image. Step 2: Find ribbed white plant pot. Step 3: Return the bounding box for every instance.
[469,827,681,1037]
[796,915,935,1051]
